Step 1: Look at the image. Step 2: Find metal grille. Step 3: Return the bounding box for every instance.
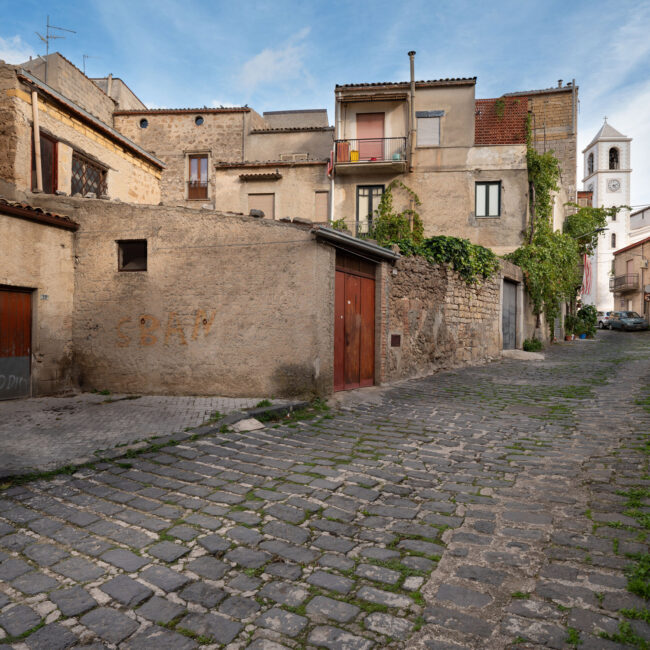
[72,154,107,197]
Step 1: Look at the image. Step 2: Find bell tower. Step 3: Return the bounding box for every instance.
[581,119,631,310]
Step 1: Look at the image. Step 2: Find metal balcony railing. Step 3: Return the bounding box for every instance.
[187,180,208,200]
[609,273,639,292]
[335,137,408,163]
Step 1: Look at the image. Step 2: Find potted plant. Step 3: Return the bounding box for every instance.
[564,314,577,340]
[576,305,597,339]
[575,320,587,339]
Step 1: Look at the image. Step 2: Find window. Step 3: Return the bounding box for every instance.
[139,118,148,129]
[475,181,501,217]
[315,191,329,221]
[72,153,107,197]
[587,152,594,175]
[416,111,443,147]
[118,240,147,272]
[31,132,57,193]
[356,185,384,234]
[248,193,275,219]
[280,153,309,161]
[188,154,208,200]
[611,233,616,249]
[609,147,619,170]
[195,116,204,126]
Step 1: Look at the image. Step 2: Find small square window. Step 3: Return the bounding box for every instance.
[475,181,501,217]
[118,240,147,272]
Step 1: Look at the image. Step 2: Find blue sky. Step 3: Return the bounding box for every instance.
[1,0,649,206]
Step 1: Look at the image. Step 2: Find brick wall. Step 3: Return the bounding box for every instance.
[475,97,528,145]
[383,256,502,381]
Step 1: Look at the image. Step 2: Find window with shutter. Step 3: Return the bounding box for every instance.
[475,181,501,217]
[417,116,440,147]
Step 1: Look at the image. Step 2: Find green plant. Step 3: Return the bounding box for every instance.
[576,305,597,337]
[401,235,499,284]
[255,399,272,408]
[370,180,423,247]
[331,218,350,233]
[563,203,627,256]
[564,313,578,335]
[523,338,543,352]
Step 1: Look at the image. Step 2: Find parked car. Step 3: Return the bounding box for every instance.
[608,311,650,331]
[597,311,613,329]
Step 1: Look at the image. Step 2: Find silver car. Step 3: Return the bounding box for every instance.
[597,311,613,329]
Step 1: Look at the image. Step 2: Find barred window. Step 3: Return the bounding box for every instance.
[72,153,107,197]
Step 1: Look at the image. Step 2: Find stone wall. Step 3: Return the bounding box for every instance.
[19,194,336,398]
[0,211,76,396]
[384,256,502,381]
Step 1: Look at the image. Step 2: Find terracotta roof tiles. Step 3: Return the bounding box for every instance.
[0,197,79,230]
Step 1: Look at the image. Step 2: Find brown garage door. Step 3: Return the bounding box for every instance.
[334,252,375,391]
[0,288,32,399]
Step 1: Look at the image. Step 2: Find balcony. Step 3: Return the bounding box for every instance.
[334,137,408,175]
[609,273,639,292]
[187,180,208,200]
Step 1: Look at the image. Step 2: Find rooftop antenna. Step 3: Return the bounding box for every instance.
[35,15,76,83]
[82,54,100,75]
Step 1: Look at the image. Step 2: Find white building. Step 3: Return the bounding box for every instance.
[581,120,631,311]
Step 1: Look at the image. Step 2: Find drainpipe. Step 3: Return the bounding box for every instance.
[331,92,341,223]
[571,78,576,136]
[32,90,43,192]
[408,51,416,173]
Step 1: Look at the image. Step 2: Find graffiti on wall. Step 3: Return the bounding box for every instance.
[116,309,216,347]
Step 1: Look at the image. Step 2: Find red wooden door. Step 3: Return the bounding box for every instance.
[0,289,32,399]
[334,256,375,391]
[357,113,384,160]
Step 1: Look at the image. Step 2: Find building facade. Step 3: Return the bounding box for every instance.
[611,236,650,318]
[581,120,632,311]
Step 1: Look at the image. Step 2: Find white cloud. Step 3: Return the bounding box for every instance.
[210,99,239,108]
[0,35,36,65]
[239,26,311,94]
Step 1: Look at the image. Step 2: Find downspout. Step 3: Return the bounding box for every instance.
[571,78,576,136]
[331,92,341,223]
[408,51,416,173]
[241,112,246,162]
[32,90,43,192]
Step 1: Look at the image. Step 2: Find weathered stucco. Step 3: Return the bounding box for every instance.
[20,195,336,398]
[384,256,502,381]
[0,211,76,396]
[0,64,161,204]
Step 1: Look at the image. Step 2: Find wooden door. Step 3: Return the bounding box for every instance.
[334,254,375,391]
[0,289,32,399]
[502,280,517,350]
[357,113,384,160]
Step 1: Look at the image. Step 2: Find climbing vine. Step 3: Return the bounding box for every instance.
[370,180,424,247]
[401,236,499,284]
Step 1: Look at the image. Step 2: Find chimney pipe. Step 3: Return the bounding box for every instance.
[408,51,416,172]
[558,79,563,88]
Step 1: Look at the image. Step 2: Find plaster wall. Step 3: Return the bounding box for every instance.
[612,239,650,317]
[22,195,336,398]
[212,164,330,221]
[246,130,333,161]
[0,213,75,396]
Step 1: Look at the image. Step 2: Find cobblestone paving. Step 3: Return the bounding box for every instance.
[0,394,282,476]
[0,330,649,649]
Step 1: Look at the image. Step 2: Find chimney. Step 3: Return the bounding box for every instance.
[408,51,416,172]
[558,79,563,88]
[107,73,113,96]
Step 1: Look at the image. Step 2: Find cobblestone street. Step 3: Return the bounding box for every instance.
[0,330,649,649]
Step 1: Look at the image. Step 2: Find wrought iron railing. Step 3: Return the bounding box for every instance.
[609,273,639,292]
[335,137,408,163]
[187,180,208,200]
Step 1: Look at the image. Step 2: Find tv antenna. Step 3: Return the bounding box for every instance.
[82,54,100,75]
[35,15,76,83]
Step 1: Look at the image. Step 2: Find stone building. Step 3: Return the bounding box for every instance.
[611,236,650,318]
[505,81,578,229]
[114,107,333,220]
[0,57,163,203]
[331,75,530,255]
